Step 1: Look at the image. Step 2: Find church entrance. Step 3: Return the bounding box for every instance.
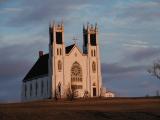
[93,88,96,96]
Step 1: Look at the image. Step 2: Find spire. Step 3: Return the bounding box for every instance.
[95,22,98,30]
[83,23,85,30]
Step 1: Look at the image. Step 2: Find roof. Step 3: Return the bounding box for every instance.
[65,44,75,54]
[23,54,49,82]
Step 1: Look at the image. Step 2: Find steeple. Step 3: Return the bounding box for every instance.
[83,22,98,54]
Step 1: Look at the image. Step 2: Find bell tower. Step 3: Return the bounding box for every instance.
[49,21,65,98]
[83,23,102,97]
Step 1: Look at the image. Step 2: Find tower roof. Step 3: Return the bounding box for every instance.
[23,54,49,82]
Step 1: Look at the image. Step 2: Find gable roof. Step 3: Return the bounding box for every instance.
[65,44,75,54]
[65,43,85,56]
[23,54,49,82]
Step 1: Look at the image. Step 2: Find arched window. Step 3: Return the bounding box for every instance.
[71,62,83,90]
[60,48,62,55]
[58,60,62,71]
[41,80,44,95]
[24,84,27,97]
[57,49,59,55]
[35,81,38,96]
[30,83,32,97]
[91,50,93,56]
[46,80,48,95]
[92,61,96,73]
[94,50,96,56]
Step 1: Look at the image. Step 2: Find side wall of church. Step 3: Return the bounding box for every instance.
[21,76,50,102]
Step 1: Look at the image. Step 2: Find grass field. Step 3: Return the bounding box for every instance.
[0,97,160,120]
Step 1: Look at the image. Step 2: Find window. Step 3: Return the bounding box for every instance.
[60,48,62,55]
[71,62,82,82]
[47,80,48,95]
[94,50,96,56]
[90,34,96,46]
[58,60,62,71]
[92,61,96,73]
[57,49,59,55]
[24,84,27,97]
[35,81,38,96]
[30,83,32,97]
[56,32,62,44]
[91,50,93,56]
[71,85,83,89]
[41,81,44,95]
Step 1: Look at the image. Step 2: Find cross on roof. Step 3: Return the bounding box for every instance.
[73,37,78,44]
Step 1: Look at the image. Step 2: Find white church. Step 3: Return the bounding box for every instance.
[21,22,113,101]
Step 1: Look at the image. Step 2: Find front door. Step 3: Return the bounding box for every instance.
[93,88,96,96]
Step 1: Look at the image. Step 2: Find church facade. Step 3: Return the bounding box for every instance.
[21,22,102,101]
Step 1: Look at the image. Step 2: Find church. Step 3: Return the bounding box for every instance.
[21,22,103,101]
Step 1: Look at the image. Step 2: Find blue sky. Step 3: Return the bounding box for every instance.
[0,0,160,102]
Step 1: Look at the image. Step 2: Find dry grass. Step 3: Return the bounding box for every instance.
[0,97,160,120]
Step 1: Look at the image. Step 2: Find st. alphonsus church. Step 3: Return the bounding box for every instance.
[21,22,104,101]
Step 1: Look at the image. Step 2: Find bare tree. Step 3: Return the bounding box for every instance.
[83,90,89,99]
[66,87,76,101]
[148,60,160,80]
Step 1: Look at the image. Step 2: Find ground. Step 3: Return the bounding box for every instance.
[0,98,160,120]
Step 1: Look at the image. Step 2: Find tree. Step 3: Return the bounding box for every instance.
[66,87,76,101]
[148,60,160,80]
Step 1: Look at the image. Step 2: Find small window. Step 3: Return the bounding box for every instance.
[92,61,96,73]
[91,50,93,56]
[94,50,96,56]
[60,48,62,55]
[41,81,44,95]
[30,83,32,97]
[57,49,59,55]
[35,81,38,96]
[47,80,48,95]
[58,60,62,71]
[24,84,27,97]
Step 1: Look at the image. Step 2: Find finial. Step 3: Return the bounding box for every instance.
[52,20,55,27]
[61,18,64,26]
[83,23,85,30]
[87,22,89,29]
[95,22,98,28]
[91,24,94,29]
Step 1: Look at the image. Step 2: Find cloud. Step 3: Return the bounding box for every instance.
[102,63,147,76]
[0,40,48,102]
[101,62,148,83]
[116,1,160,23]
[6,0,92,27]
[0,8,22,14]
[124,47,160,62]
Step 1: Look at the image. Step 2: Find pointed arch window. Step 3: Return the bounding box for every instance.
[91,50,93,56]
[41,80,44,95]
[60,48,62,55]
[57,49,59,55]
[35,81,38,96]
[92,61,96,73]
[71,62,83,89]
[30,83,32,96]
[24,84,27,97]
[58,60,62,71]
[94,50,96,56]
